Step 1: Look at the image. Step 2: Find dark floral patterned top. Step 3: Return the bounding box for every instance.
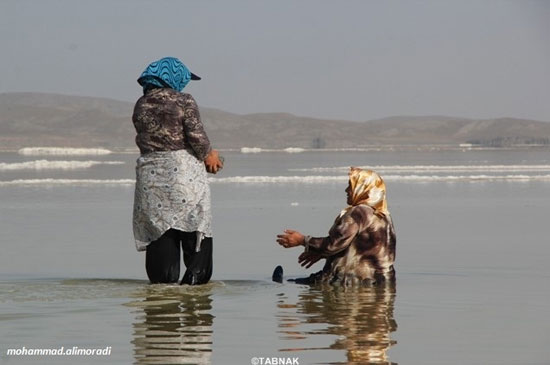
[132,88,211,160]
[307,205,396,285]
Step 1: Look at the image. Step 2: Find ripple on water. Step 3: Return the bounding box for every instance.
[0,278,147,303]
[1,278,398,364]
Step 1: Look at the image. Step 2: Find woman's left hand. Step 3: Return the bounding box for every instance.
[204,149,223,174]
[276,229,305,248]
[298,251,323,268]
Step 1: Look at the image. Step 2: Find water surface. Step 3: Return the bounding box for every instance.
[1,149,549,364]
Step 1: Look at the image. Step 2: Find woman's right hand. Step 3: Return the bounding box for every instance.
[204,149,223,174]
[277,229,305,248]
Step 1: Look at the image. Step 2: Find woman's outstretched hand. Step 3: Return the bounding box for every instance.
[298,251,323,268]
[204,149,223,174]
[276,229,305,248]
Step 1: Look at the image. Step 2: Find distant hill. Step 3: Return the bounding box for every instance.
[1,92,549,150]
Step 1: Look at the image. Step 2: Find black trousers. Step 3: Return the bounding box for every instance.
[145,229,213,285]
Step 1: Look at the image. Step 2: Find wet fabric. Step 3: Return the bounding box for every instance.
[138,57,194,92]
[145,229,213,285]
[304,168,396,285]
[133,149,212,251]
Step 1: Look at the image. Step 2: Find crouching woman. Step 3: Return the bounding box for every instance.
[276,167,396,286]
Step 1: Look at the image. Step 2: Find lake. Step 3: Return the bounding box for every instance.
[1,148,549,364]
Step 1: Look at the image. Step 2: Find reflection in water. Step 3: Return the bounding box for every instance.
[277,282,397,365]
[127,285,214,365]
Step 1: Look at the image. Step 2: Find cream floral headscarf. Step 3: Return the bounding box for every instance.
[345,167,389,216]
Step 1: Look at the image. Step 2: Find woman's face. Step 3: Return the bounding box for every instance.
[345,181,353,205]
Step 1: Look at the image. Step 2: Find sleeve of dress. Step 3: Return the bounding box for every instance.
[306,209,360,256]
[182,94,212,161]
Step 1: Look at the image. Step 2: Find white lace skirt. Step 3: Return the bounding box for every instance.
[132,149,212,251]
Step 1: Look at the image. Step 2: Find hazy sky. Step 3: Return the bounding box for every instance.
[1,0,549,121]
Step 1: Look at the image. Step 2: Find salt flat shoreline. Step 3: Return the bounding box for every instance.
[1,144,550,154]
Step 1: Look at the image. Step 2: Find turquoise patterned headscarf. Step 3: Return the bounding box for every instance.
[137,57,200,93]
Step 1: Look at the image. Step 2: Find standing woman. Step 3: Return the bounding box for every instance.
[132,57,223,285]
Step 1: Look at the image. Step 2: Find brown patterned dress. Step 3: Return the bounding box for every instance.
[299,168,396,285]
[306,205,396,285]
[133,88,211,158]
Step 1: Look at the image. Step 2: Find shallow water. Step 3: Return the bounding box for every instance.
[1,279,397,364]
[1,149,550,364]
